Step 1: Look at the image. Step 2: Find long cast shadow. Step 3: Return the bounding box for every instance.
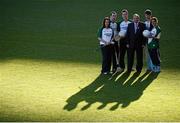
[64,71,159,111]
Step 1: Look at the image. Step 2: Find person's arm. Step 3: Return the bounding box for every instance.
[142,23,146,47]
[98,37,108,45]
[97,27,102,39]
[110,28,115,44]
[154,32,161,40]
[126,23,130,48]
[117,22,120,32]
[97,28,109,45]
[148,28,161,40]
[97,37,102,41]
[97,28,107,44]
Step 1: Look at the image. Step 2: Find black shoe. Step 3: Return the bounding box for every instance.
[146,69,152,73]
[111,69,117,74]
[136,70,141,74]
[132,68,135,71]
[126,70,131,74]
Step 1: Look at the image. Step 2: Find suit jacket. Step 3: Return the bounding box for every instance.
[126,22,146,48]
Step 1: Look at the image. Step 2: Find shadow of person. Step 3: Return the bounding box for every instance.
[124,72,159,106]
[63,74,111,111]
[111,71,159,109]
[63,71,159,111]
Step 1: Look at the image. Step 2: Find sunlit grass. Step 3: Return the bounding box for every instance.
[0,59,180,121]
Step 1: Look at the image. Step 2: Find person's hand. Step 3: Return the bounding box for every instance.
[105,42,110,45]
[110,42,115,45]
[142,45,145,48]
[149,36,154,38]
[126,44,129,48]
[153,37,158,40]
[114,35,120,41]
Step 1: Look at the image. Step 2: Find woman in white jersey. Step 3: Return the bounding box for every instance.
[147,17,161,72]
[97,17,114,75]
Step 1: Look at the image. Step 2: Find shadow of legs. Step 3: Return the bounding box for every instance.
[64,72,159,111]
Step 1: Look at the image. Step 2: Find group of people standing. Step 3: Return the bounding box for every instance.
[97,9,161,75]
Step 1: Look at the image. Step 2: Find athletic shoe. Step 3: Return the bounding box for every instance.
[103,72,108,75]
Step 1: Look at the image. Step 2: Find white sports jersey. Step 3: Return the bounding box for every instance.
[119,20,131,32]
[148,27,157,44]
[100,28,113,45]
[145,20,151,30]
[110,21,118,36]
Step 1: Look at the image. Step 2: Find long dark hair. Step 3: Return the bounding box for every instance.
[102,17,110,28]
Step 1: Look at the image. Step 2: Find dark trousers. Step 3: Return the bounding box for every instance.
[112,41,119,71]
[127,46,143,72]
[119,42,127,69]
[101,45,113,73]
[148,48,160,66]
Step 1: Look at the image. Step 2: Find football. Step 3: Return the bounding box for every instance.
[119,30,126,37]
[143,30,150,37]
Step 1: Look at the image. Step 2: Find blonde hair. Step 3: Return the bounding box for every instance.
[151,17,158,23]
[133,13,140,18]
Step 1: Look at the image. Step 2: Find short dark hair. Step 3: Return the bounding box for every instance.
[121,9,128,14]
[102,17,110,28]
[111,11,117,15]
[144,9,152,15]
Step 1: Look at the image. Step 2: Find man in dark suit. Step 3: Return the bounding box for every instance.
[126,14,146,73]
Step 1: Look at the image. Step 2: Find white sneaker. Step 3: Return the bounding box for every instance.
[116,67,124,72]
[152,66,161,73]
[103,72,108,75]
[155,66,161,72]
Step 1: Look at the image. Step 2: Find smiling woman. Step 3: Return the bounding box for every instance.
[97,17,114,75]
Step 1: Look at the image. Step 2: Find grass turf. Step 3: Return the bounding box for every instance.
[0,0,180,121]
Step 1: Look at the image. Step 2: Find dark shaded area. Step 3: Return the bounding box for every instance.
[64,71,159,111]
[0,0,180,69]
[0,0,103,64]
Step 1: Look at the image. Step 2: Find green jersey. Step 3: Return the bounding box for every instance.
[148,26,161,49]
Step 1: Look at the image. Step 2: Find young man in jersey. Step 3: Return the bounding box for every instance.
[97,17,114,75]
[147,17,161,72]
[144,9,154,71]
[117,9,132,71]
[110,11,119,73]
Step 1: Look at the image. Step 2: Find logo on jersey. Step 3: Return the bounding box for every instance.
[104,32,112,37]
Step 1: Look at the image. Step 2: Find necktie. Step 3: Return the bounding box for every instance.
[135,23,138,33]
